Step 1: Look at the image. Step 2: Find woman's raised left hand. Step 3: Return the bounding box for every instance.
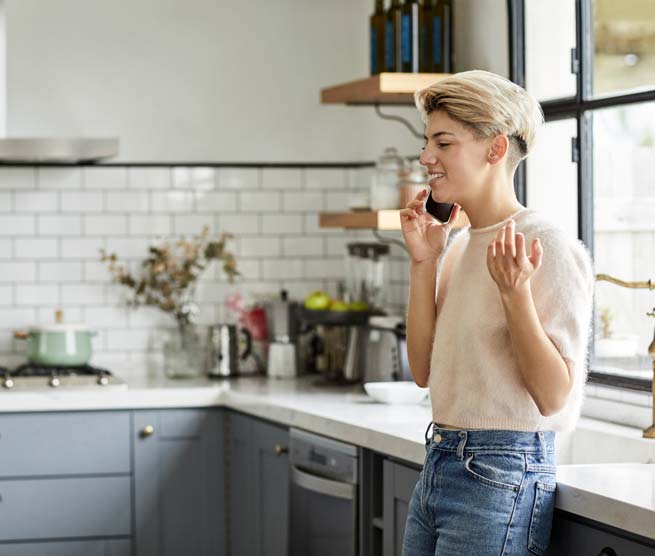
[487,219,543,295]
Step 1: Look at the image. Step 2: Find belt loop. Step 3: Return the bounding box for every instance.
[537,431,546,461]
[456,430,467,459]
[424,421,434,444]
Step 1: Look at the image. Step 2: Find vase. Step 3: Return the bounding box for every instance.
[163,322,207,379]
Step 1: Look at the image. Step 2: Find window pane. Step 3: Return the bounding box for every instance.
[591,102,655,382]
[593,0,655,96]
[526,118,578,238]
[525,0,577,101]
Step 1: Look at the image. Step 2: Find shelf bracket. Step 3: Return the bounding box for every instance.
[374,104,424,139]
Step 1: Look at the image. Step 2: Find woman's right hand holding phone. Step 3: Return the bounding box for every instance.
[400,189,460,264]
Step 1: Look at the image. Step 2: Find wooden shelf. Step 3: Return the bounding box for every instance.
[321,72,453,105]
[319,209,469,230]
[320,210,401,230]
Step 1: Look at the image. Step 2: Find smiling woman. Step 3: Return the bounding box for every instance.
[398,70,595,556]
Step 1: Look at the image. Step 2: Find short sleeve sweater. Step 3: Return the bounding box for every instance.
[428,207,595,432]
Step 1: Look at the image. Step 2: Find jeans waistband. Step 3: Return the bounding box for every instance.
[423,421,555,454]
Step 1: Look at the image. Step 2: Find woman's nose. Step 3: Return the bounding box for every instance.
[419,148,435,166]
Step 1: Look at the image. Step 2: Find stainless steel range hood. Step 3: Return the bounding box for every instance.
[0,138,119,163]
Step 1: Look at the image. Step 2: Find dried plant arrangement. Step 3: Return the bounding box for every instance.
[100,226,239,327]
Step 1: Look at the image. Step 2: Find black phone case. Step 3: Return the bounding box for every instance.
[425,193,455,223]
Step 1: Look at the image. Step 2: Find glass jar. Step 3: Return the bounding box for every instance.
[370,147,404,210]
[398,158,428,208]
[163,321,207,379]
[344,242,390,312]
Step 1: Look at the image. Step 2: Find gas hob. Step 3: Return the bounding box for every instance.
[0,363,126,391]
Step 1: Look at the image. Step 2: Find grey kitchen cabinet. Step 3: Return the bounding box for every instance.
[382,459,420,556]
[225,411,290,556]
[548,510,655,555]
[0,539,131,556]
[133,409,225,556]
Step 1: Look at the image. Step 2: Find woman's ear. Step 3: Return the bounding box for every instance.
[488,135,509,165]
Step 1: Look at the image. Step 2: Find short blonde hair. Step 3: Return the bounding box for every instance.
[414,70,544,169]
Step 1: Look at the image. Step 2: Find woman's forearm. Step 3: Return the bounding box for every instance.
[500,282,571,416]
[406,257,439,387]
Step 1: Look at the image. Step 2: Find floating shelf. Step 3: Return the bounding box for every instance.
[321,72,454,105]
[319,209,469,231]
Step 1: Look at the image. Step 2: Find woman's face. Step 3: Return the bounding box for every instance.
[418,110,496,205]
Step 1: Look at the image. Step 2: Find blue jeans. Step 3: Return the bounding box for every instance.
[402,422,557,556]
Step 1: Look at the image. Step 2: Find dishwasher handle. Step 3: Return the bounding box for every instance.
[291,465,356,501]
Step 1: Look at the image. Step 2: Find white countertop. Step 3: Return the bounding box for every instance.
[1,372,653,541]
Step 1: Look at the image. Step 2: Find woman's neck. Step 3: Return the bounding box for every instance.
[461,179,525,230]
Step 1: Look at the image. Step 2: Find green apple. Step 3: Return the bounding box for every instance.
[348,301,369,311]
[304,290,330,310]
[329,299,350,311]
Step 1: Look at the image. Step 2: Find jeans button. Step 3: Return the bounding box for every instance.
[433,433,442,443]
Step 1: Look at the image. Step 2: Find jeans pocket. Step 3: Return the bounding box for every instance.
[463,451,524,492]
[527,480,557,555]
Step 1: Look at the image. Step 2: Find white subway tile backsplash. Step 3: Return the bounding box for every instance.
[305,168,347,190]
[282,191,324,212]
[239,192,281,213]
[283,237,324,257]
[219,213,260,235]
[151,191,194,212]
[172,167,215,191]
[194,191,238,213]
[129,215,171,236]
[0,193,11,211]
[239,236,281,257]
[61,191,104,213]
[38,168,83,190]
[0,169,36,190]
[38,215,82,236]
[0,163,407,366]
[218,168,259,190]
[84,167,128,189]
[106,191,149,213]
[262,169,302,190]
[128,167,171,190]
[0,262,36,283]
[15,191,58,213]
[15,284,59,306]
[84,215,128,236]
[173,214,215,235]
[38,261,82,283]
[14,238,59,259]
[61,238,105,259]
[262,214,302,234]
[0,215,36,236]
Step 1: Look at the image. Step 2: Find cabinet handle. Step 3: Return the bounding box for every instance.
[274,444,288,456]
[140,425,155,438]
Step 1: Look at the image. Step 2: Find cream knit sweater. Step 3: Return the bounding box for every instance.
[428,207,595,432]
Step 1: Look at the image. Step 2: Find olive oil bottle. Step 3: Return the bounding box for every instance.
[385,0,403,72]
[370,0,386,75]
[401,0,422,73]
[421,0,453,72]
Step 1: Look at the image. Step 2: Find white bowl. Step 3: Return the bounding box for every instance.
[363,381,428,404]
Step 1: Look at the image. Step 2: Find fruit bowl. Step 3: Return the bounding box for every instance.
[298,306,371,325]
[363,381,429,404]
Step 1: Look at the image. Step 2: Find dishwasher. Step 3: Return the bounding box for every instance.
[289,427,359,556]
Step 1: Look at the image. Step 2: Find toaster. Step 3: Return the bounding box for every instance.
[363,315,412,383]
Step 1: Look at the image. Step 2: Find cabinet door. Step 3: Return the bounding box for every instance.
[548,511,655,556]
[252,419,290,556]
[134,409,224,556]
[225,411,290,556]
[0,539,131,556]
[383,460,420,556]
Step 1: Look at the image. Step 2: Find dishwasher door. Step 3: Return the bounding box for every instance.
[288,428,359,556]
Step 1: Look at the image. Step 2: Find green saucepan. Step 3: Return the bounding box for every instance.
[14,320,98,367]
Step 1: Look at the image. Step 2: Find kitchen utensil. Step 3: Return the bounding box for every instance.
[263,289,301,343]
[205,323,253,378]
[363,315,411,383]
[363,381,428,404]
[344,242,389,312]
[13,309,97,367]
[267,341,297,379]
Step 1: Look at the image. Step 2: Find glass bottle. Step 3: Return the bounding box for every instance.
[385,0,403,72]
[370,0,386,75]
[401,0,422,73]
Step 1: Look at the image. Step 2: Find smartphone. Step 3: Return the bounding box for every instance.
[425,192,455,223]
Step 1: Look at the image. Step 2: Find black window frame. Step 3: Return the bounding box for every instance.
[508,0,655,393]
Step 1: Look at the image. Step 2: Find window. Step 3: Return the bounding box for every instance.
[522,0,655,394]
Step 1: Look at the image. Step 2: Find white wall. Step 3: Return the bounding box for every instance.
[4,0,508,163]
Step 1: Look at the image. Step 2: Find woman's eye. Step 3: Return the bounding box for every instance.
[438,143,450,148]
